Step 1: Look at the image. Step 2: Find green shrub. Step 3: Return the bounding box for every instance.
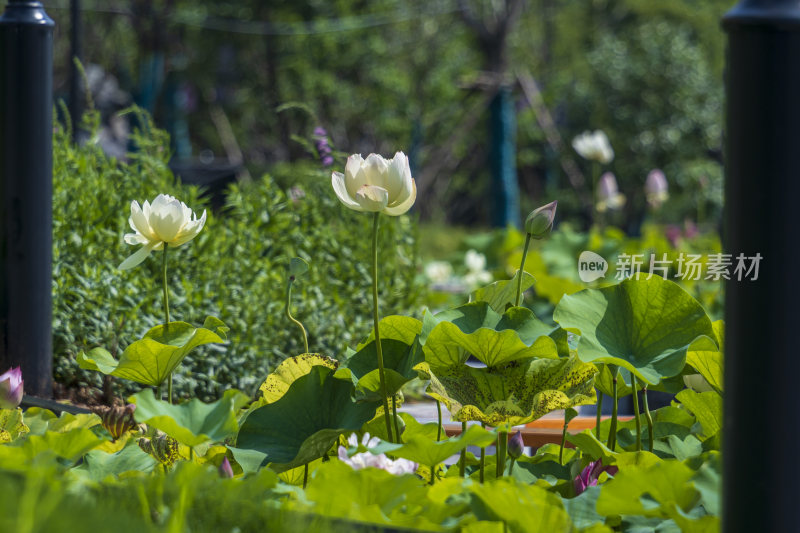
[52,112,423,401]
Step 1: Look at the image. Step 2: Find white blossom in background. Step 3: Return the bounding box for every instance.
[572,130,614,164]
[337,433,417,475]
[596,172,626,213]
[463,250,492,288]
[645,169,669,208]
[424,261,454,284]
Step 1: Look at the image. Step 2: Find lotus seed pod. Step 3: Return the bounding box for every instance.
[94,403,137,442]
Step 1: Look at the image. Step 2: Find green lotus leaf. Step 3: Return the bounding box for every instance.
[420,355,597,426]
[131,388,250,448]
[566,430,617,462]
[653,434,703,461]
[77,316,228,387]
[596,458,717,531]
[675,390,722,440]
[288,257,309,277]
[471,270,536,313]
[553,276,716,385]
[258,353,338,404]
[335,338,424,401]
[2,428,105,464]
[237,366,380,472]
[356,315,423,349]
[685,320,724,394]
[421,302,562,368]
[0,408,28,444]
[469,478,573,531]
[77,442,157,480]
[370,424,496,467]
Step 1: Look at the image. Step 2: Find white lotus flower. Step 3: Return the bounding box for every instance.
[337,433,417,475]
[572,130,614,164]
[425,261,453,284]
[119,194,207,270]
[464,250,487,273]
[331,152,416,215]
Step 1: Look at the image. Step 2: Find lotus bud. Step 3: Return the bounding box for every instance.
[0,367,23,410]
[525,201,557,240]
[596,172,626,213]
[93,403,137,442]
[219,456,234,478]
[645,169,669,208]
[507,430,524,459]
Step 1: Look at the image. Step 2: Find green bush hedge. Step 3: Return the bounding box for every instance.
[52,112,423,401]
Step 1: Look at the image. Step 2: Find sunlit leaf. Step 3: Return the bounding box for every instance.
[420,355,597,426]
[77,317,228,387]
[258,353,338,404]
[471,270,536,313]
[554,276,715,385]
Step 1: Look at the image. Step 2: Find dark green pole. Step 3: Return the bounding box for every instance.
[489,86,520,228]
[0,0,54,397]
[723,2,800,531]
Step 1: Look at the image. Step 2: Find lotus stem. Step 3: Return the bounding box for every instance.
[496,430,507,478]
[459,421,467,477]
[436,400,443,441]
[514,233,532,307]
[162,244,172,404]
[392,395,401,441]
[595,391,603,440]
[607,368,619,451]
[643,385,654,453]
[559,414,569,465]
[303,463,309,489]
[370,212,394,443]
[632,377,642,452]
[479,422,486,483]
[430,464,436,485]
[285,278,309,353]
[509,458,516,476]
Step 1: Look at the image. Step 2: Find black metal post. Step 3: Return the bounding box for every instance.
[69,0,83,137]
[0,0,54,397]
[723,2,800,531]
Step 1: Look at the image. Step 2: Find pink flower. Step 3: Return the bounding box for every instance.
[0,367,23,409]
[574,458,618,495]
[218,456,234,478]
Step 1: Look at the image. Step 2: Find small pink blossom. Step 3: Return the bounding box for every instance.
[574,458,618,495]
[0,367,23,409]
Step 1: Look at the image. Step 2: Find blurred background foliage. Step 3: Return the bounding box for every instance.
[48,0,729,229]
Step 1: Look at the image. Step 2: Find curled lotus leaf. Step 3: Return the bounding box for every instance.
[336,339,424,401]
[258,353,338,404]
[420,302,564,368]
[77,316,228,387]
[685,320,724,394]
[418,355,597,426]
[553,276,716,386]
